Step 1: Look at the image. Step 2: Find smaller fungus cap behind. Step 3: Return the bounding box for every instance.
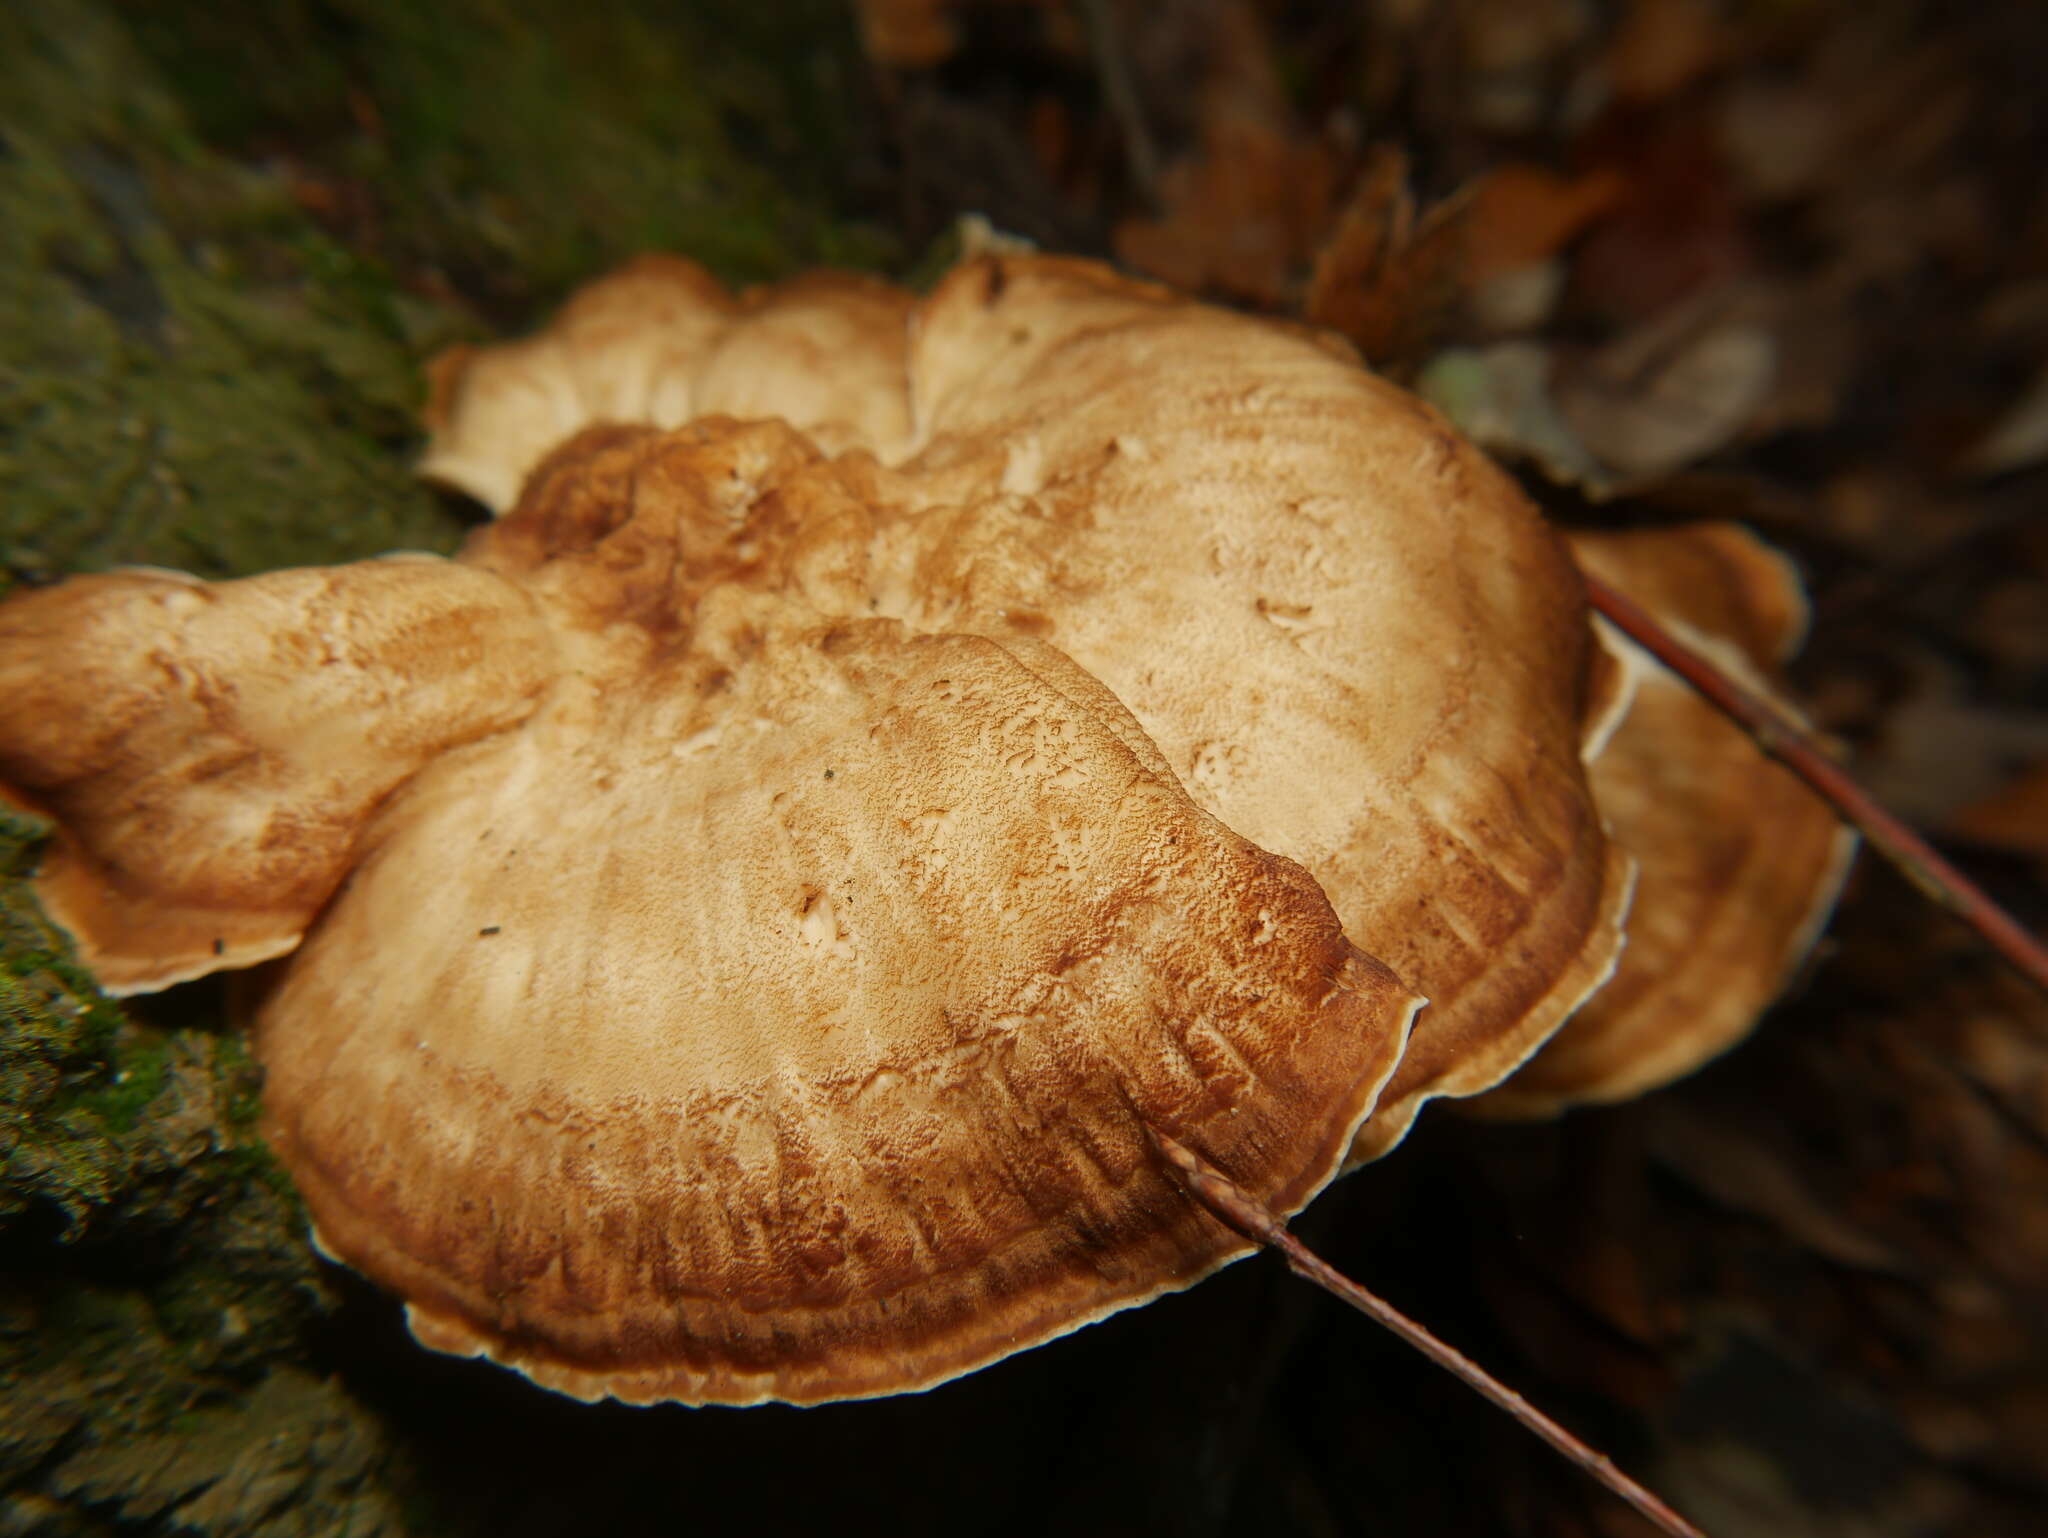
[1484,523,1856,1115]
[422,255,917,510]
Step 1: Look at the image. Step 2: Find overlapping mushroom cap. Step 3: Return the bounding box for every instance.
[0,559,555,992]
[0,251,1841,1405]
[1483,524,1856,1115]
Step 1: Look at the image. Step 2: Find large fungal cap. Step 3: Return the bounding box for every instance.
[1483,523,1857,1116]
[2,249,1640,1405]
[259,419,1423,1404]
[0,559,553,992]
[429,253,1633,1165]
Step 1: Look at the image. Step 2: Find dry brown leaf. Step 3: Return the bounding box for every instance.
[1466,163,1627,284]
[1303,147,1471,367]
[1111,1,1342,306]
[855,0,960,69]
[1307,158,1622,366]
[1112,107,1341,306]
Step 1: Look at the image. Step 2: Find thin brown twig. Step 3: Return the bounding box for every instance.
[1582,571,2048,1000]
[1148,1128,1709,1538]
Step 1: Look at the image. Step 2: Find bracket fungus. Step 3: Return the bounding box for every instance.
[1483,524,1858,1116]
[0,252,1848,1406]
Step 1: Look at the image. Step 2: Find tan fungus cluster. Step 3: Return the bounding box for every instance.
[0,253,1848,1406]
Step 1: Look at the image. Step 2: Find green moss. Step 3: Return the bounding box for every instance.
[0,0,475,588]
[117,0,892,312]
[0,813,141,1231]
[67,1036,171,1136]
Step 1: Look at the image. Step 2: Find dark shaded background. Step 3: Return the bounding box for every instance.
[2,2,2045,1534]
